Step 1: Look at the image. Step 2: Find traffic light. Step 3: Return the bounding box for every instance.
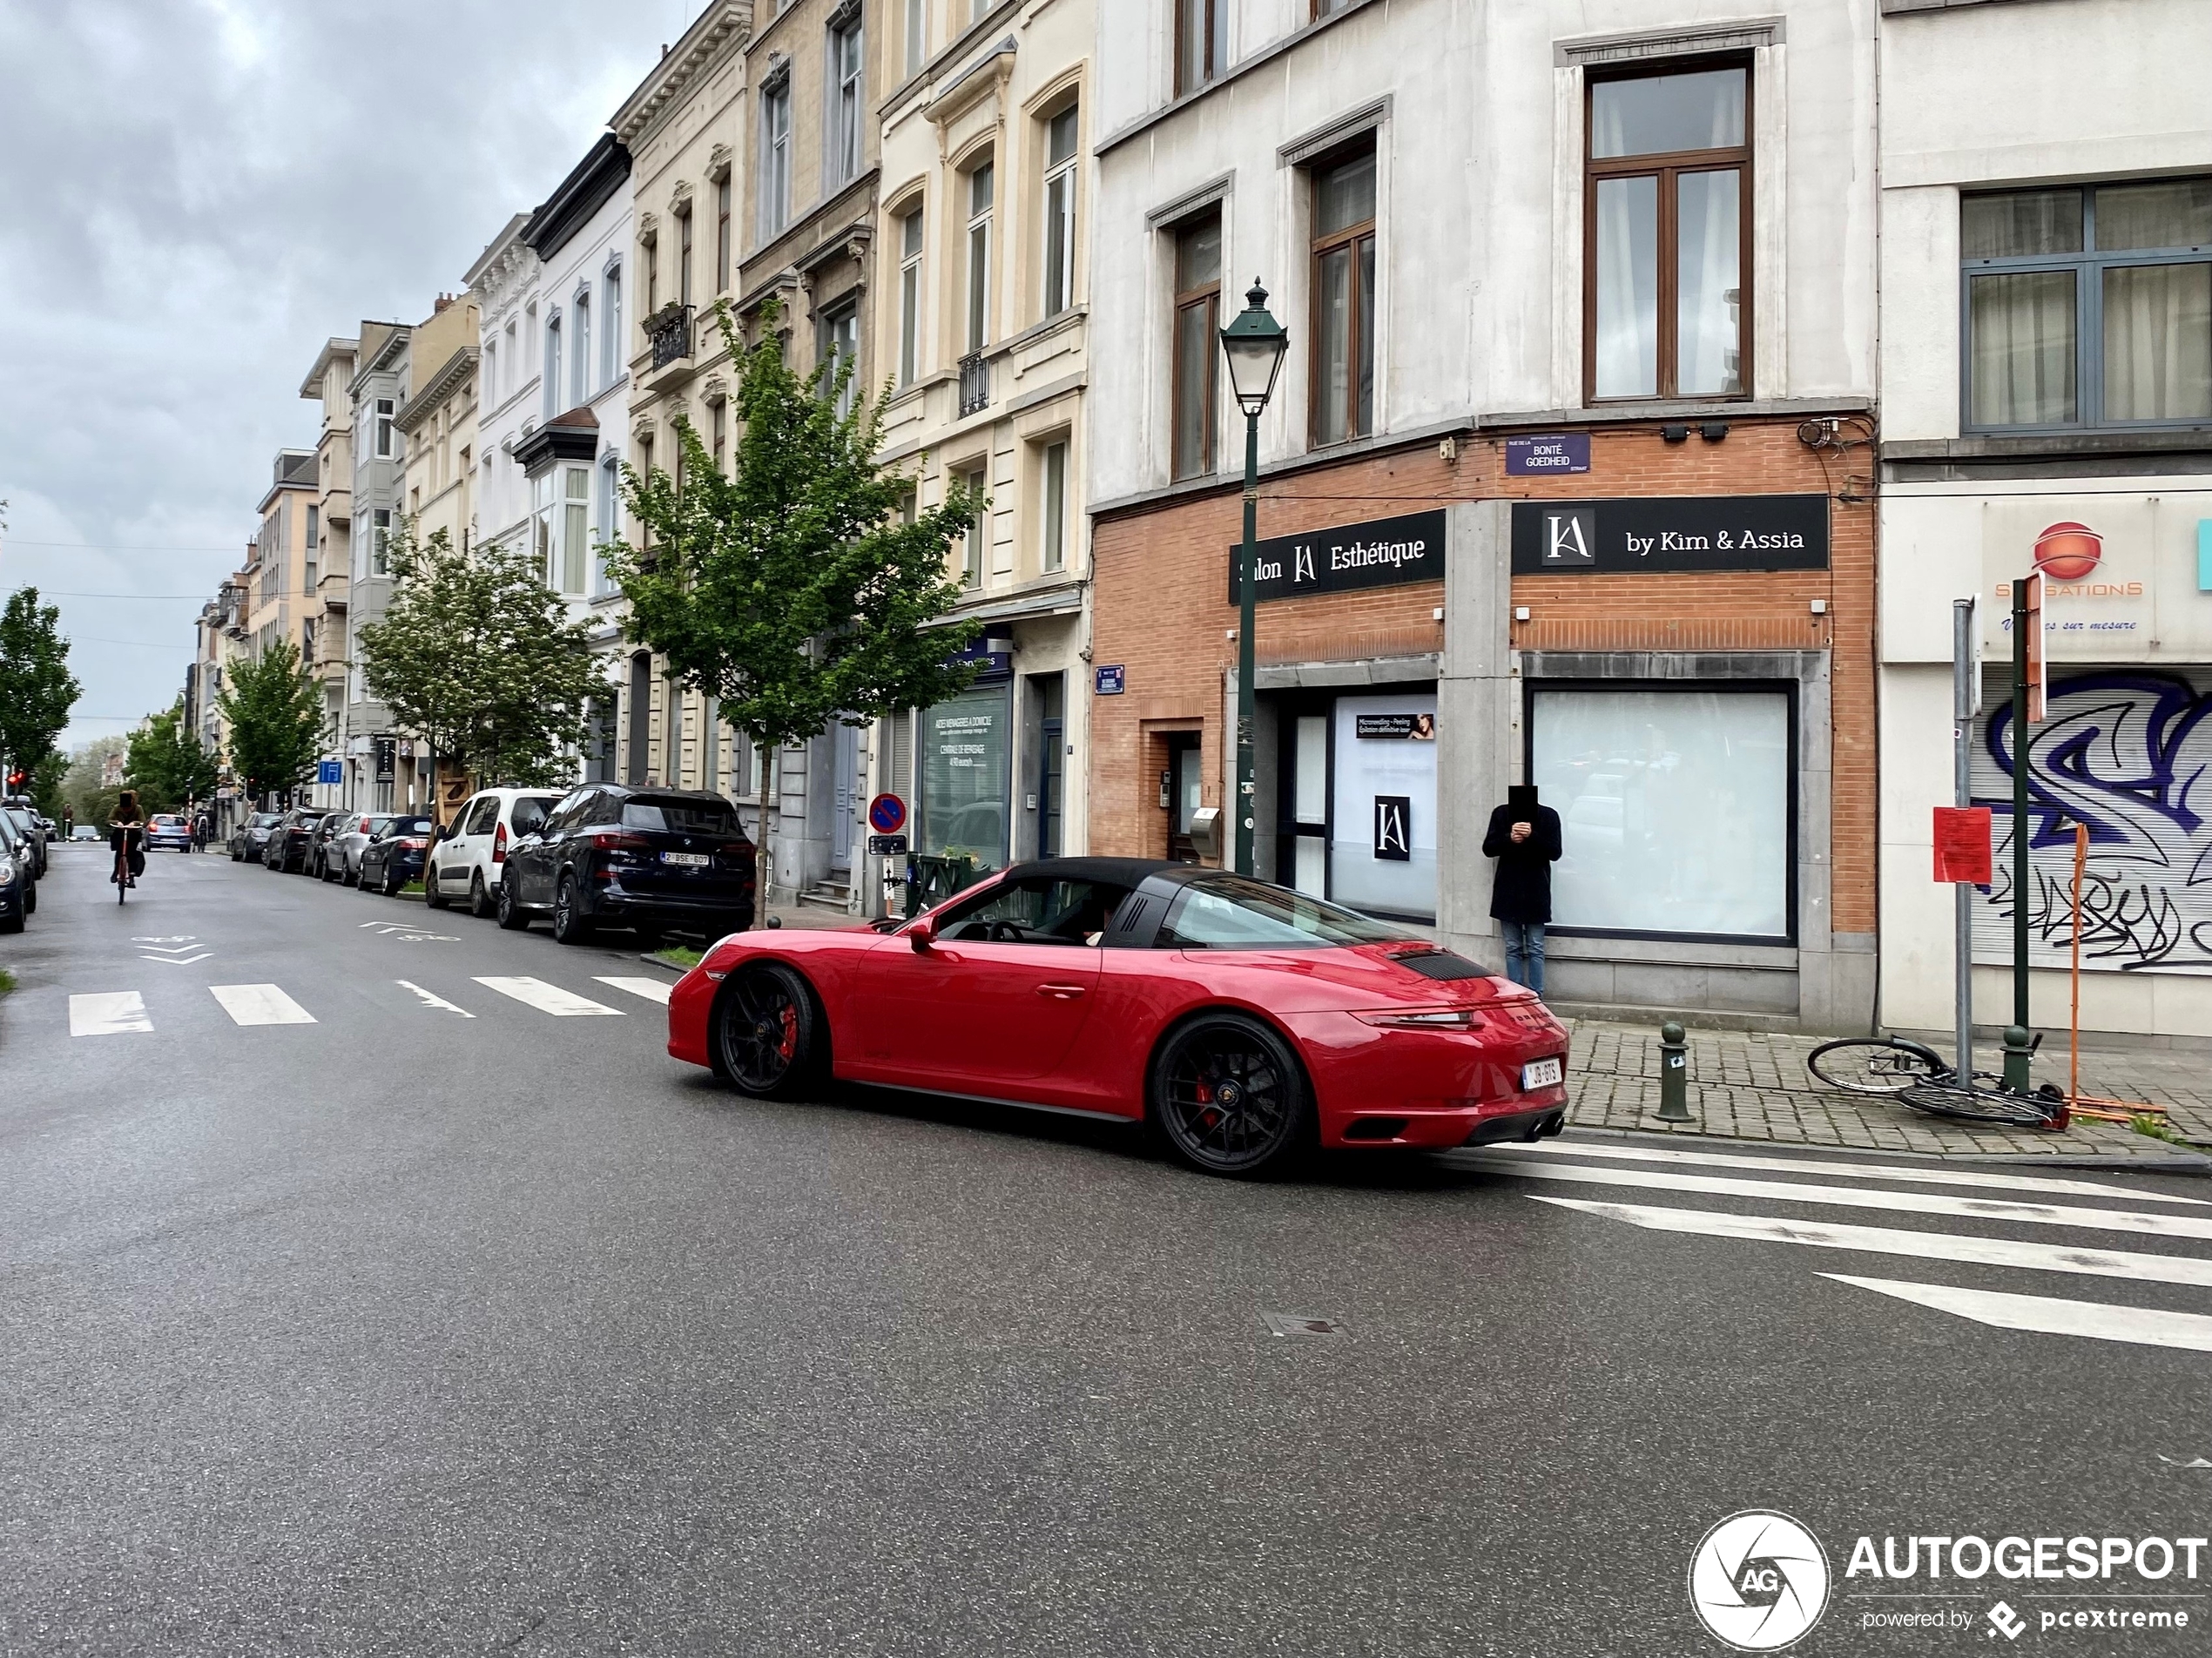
[4,768,25,792]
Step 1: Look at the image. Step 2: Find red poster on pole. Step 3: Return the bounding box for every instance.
[1932,805,1993,885]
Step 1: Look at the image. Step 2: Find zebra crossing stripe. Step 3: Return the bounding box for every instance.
[1489,1139,2208,1206]
[1531,1196,2212,1290]
[69,992,152,1036]
[471,977,624,1017]
[396,981,474,1017]
[1824,1276,2212,1354]
[594,976,673,1006]
[208,984,316,1026]
[1455,1155,2212,1244]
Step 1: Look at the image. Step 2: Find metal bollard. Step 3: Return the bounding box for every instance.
[1654,1021,1694,1122]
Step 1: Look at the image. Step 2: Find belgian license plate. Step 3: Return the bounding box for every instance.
[1521,1056,1564,1091]
[662,851,710,866]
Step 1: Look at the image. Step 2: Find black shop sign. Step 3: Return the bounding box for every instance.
[1509,495,1828,575]
[1229,509,1447,604]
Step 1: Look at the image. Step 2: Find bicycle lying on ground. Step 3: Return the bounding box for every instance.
[1804,1033,2071,1128]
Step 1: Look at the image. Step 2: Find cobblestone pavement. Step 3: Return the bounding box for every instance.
[1562,1018,2212,1160]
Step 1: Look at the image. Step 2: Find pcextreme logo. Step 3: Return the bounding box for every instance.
[1689,1510,1831,1651]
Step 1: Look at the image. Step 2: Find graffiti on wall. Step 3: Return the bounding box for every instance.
[1973,670,2212,974]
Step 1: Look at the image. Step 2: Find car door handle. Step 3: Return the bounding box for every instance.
[1035,983,1087,1000]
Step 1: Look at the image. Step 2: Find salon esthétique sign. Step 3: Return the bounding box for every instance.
[1510,495,1830,575]
[1227,509,1447,604]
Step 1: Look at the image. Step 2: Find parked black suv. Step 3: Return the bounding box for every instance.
[265,808,324,873]
[499,785,756,944]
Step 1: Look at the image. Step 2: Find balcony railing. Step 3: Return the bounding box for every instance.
[648,303,694,370]
[958,351,990,417]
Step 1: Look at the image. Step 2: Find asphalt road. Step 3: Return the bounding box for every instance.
[3,845,2209,1656]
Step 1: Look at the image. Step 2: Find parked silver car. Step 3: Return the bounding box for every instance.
[323,812,396,886]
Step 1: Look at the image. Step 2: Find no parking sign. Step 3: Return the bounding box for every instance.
[867,793,907,834]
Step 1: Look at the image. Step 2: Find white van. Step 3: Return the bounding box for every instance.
[427,787,563,918]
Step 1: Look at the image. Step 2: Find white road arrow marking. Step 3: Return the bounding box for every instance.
[207,983,316,1026]
[138,953,212,966]
[395,980,474,1017]
[70,992,152,1036]
[1532,1196,2212,1290]
[471,976,624,1017]
[1455,1156,2212,1244]
[1488,1139,2208,1206]
[594,975,673,1006]
[131,936,194,944]
[1825,1275,2212,1354]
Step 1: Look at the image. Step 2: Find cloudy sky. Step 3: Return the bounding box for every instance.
[0,0,693,753]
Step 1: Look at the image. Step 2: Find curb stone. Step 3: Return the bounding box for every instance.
[1553,1124,2212,1176]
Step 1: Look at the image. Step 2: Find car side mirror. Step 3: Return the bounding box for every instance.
[435,823,455,841]
[909,915,938,953]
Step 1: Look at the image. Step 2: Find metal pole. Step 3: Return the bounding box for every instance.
[1235,408,1259,877]
[2004,576,2033,1090]
[1952,596,1975,1082]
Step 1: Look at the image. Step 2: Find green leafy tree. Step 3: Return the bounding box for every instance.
[217,637,324,803]
[354,522,599,813]
[63,735,125,825]
[0,585,81,792]
[125,698,219,813]
[604,300,984,920]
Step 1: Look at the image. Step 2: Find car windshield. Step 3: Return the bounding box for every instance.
[621,797,739,834]
[1157,875,1415,950]
[251,813,281,827]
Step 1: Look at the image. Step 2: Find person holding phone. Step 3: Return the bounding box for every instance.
[1482,783,1561,994]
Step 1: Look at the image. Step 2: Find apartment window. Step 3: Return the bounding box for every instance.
[904,0,926,77]
[1175,0,1226,97]
[484,340,498,405]
[533,470,556,588]
[1042,104,1078,318]
[762,81,792,236]
[574,293,591,404]
[678,208,694,309]
[1310,145,1377,446]
[563,467,590,594]
[1586,64,1750,401]
[645,236,659,313]
[374,397,395,458]
[820,302,860,419]
[505,320,519,391]
[305,503,320,560]
[372,508,391,576]
[1171,210,1221,479]
[544,318,563,419]
[830,15,865,186]
[711,399,727,472]
[899,205,924,386]
[966,159,994,352]
[961,466,987,585]
[1312,0,1353,14]
[715,177,732,292]
[596,454,622,594]
[603,266,623,382]
[1039,439,1068,572]
[1963,179,2212,429]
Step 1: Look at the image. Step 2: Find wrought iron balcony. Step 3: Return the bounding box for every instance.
[958,351,990,417]
[648,303,694,370]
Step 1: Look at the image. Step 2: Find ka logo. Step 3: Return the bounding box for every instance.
[1544,508,1598,565]
[1986,1601,2025,1641]
[1687,1511,1830,1651]
[1372,795,1411,862]
[1293,544,1317,583]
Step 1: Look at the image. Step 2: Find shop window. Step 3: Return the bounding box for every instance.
[1529,684,1791,940]
[1962,179,2212,430]
[1309,144,1376,447]
[1586,64,1749,401]
[1171,209,1221,479]
[920,684,1010,871]
[1329,693,1435,920]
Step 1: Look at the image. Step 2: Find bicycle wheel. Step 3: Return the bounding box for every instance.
[1898,1080,2062,1128]
[1805,1036,1946,1095]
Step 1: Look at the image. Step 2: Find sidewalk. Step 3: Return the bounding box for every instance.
[1561,1017,2212,1162]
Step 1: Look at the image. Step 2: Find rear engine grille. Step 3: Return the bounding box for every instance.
[1388,950,1488,981]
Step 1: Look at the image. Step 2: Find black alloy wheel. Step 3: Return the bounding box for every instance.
[496,876,529,930]
[1149,1013,1312,1177]
[551,874,592,945]
[469,872,494,919]
[714,962,822,1098]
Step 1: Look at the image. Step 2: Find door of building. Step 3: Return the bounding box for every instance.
[1034,672,1064,859]
[1165,732,1202,862]
[831,720,859,873]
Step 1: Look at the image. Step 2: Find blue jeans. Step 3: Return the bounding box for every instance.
[1500,920,1547,994]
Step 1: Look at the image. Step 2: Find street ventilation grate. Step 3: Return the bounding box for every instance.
[1261,1311,1348,1338]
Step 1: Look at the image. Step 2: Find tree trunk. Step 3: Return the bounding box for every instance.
[752,736,772,930]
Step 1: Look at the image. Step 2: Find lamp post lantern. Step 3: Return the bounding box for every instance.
[1219,280,1290,878]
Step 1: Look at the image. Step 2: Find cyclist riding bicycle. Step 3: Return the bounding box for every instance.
[109,788,145,892]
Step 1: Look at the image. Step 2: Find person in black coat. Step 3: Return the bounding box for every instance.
[1482,784,1562,994]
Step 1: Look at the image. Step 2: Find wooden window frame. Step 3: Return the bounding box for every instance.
[678,206,694,309]
[1307,143,1377,448]
[715,178,732,293]
[1170,210,1221,480]
[1581,57,1753,405]
[1173,0,1224,98]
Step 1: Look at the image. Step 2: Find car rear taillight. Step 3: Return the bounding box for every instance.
[493,821,507,863]
[590,832,656,852]
[399,837,428,850]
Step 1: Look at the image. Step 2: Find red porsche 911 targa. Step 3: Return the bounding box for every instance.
[667,859,1570,1176]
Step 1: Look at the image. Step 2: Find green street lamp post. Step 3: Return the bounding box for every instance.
[1219,280,1290,878]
